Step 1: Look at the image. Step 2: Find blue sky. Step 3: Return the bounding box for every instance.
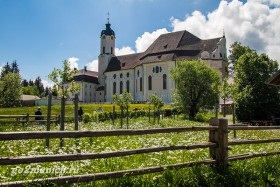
[0,0,279,87]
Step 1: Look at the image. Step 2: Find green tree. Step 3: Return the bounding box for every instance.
[148,94,164,124]
[0,61,20,80]
[21,79,29,87]
[234,51,280,122]
[219,77,233,117]
[22,85,39,95]
[0,73,22,107]
[171,60,220,120]
[113,91,133,128]
[48,60,80,146]
[34,76,45,97]
[228,41,253,74]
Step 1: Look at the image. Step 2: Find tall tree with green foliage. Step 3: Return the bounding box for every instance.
[0,61,20,79]
[171,60,220,120]
[34,76,45,97]
[219,77,233,117]
[48,60,80,146]
[0,73,22,107]
[234,51,279,122]
[148,94,164,124]
[228,41,253,74]
[113,91,133,128]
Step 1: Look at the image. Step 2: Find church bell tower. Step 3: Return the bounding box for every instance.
[98,16,115,87]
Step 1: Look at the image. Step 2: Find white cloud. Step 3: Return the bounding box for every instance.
[67,57,79,70]
[115,46,136,56]
[135,28,169,52]
[86,59,98,72]
[251,0,280,6]
[170,0,280,62]
[41,79,54,88]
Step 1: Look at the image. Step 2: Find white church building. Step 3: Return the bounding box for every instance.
[73,20,227,103]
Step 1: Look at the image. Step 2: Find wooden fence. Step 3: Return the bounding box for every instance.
[0,118,280,186]
[0,114,73,124]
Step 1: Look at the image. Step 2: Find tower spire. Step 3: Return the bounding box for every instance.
[107,12,110,23]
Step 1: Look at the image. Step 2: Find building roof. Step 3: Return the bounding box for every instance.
[21,95,41,101]
[267,70,280,86]
[101,22,115,37]
[105,30,223,72]
[74,69,99,84]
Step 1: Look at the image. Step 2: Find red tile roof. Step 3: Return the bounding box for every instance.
[105,30,223,72]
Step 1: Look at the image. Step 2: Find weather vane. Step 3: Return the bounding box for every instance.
[107,12,110,23]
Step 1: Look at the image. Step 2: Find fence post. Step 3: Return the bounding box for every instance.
[209,117,219,160]
[74,94,80,153]
[126,106,129,129]
[112,106,115,125]
[46,93,52,148]
[218,118,228,167]
[26,113,29,125]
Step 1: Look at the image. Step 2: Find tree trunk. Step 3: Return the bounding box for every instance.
[189,103,198,120]
[223,98,226,117]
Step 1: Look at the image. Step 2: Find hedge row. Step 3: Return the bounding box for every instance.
[82,108,178,123]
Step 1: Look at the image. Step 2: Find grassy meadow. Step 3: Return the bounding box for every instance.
[0,105,280,186]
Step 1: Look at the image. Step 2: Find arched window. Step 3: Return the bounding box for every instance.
[126,80,129,93]
[148,76,152,90]
[103,46,105,54]
[163,74,167,90]
[140,77,142,92]
[111,47,113,54]
[120,81,123,94]
[113,82,116,94]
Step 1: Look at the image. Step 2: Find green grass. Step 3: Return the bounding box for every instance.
[0,113,280,186]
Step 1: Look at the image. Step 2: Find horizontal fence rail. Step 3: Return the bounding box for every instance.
[0,126,218,140]
[0,143,216,165]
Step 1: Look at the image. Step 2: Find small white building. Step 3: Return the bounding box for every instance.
[73,20,227,103]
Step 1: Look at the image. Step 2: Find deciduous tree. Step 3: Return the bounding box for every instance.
[48,60,80,146]
[171,60,220,120]
[0,73,22,107]
[234,51,280,122]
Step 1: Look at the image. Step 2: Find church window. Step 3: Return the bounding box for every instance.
[111,35,114,40]
[220,53,222,58]
[122,62,125,67]
[120,81,123,94]
[137,70,140,77]
[213,54,215,58]
[111,47,113,54]
[127,72,129,77]
[103,35,106,39]
[103,46,105,54]
[163,74,167,90]
[156,66,159,73]
[120,73,123,78]
[113,82,116,94]
[126,80,130,92]
[100,92,102,95]
[113,74,116,79]
[148,76,152,90]
[140,77,142,92]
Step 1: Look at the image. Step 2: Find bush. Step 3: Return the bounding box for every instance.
[83,112,91,123]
